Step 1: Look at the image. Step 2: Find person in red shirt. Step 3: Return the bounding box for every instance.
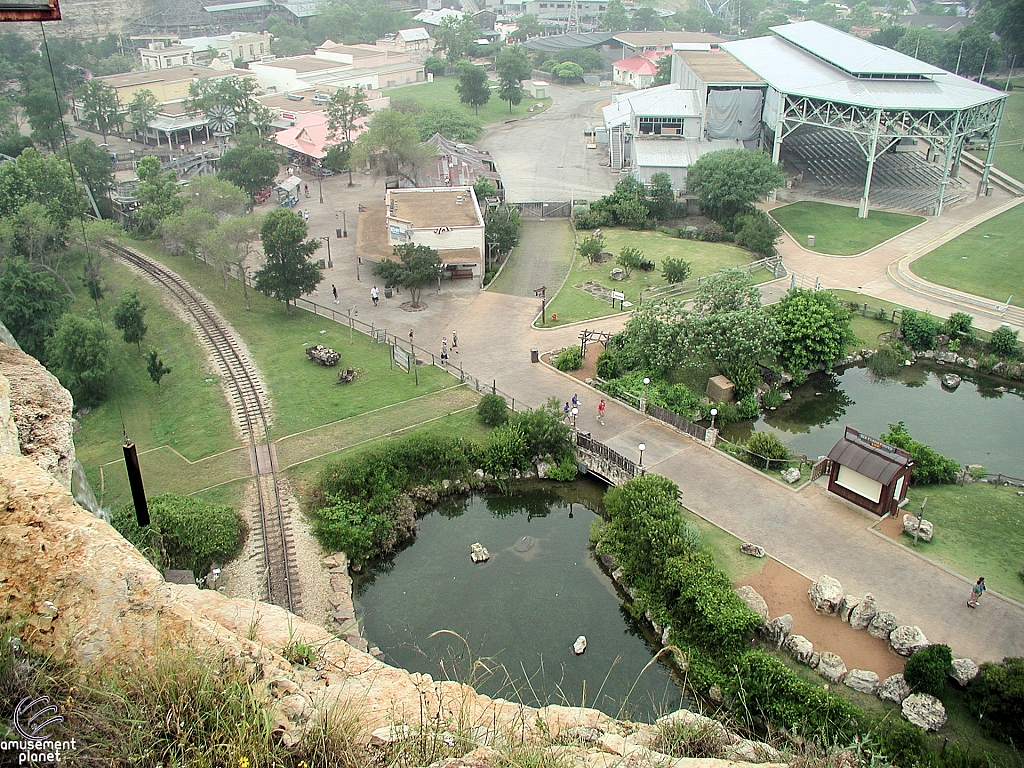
[597,399,606,425]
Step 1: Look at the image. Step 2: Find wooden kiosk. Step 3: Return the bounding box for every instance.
[826,426,914,517]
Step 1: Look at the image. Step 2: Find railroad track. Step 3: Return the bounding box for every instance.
[107,242,301,615]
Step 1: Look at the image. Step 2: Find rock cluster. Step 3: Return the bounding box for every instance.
[323,552,368,653]
[808,575,845,614]
[470,542,490,562]
[902,514,934,542]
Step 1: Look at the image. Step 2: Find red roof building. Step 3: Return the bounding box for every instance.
[274,111,369,165]
[613,52,665,90]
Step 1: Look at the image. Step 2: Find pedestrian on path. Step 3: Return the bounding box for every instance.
[572,393,579,408]
[371,286,379,306]
[597,398,606,424]
[441,338,449,363]
[452,330,458,352]
[564,401,571,422]
[304,183,310,198]
[968,577,986,607]
[332,284,338,304]
[409,329,414,346]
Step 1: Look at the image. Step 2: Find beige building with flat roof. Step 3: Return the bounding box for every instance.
[385,187,485,279]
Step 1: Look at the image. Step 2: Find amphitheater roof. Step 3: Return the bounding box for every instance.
[722,26,1004,111]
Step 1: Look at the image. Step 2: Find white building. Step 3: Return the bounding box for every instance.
[385,187,485,279]
[139,42,196,70]
[180,31,272,66]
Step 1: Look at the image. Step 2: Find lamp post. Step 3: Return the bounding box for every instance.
[709,408,718,431]
[318,169,324,204]
[319,235,332,269]
[638,443,646,473]
[571,407,578,430]
[642,377,651,413]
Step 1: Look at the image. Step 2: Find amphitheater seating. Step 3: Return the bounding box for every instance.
[784,129,968,212]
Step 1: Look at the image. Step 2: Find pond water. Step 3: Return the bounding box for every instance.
[354,480,684,722]
[720,363,1024,477]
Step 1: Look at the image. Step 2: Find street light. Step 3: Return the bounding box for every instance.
[571,407,578,430]
[638,443,646,469]
[709,408,718,431]
[642,377,651,413]
[319,235,332,269]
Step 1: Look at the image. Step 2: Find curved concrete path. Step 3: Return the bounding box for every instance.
[444,291,1024,664]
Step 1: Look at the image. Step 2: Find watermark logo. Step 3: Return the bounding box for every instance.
[2,696,77,764]
[14,697,63,740]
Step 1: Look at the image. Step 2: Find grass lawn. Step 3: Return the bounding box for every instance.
[72,255,238,512]
[910,202,1024,308]
[771,202,924,256]
[130,240,460,439]
[385,76,550,128]
[829,289,902,351]
[972,85,1024,182]
[902,482,1024,603]
[681,506,766,584]
[544,229,769,327]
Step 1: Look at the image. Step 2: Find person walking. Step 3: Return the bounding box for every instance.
[451,330,458,352]
[304,183,310,198]
[571,393,579,408]
[441,338,449,363]
[409,329,414,345]
[332,284,338,304]
[968,577,986,608]
[370,286,379,305]
[303,209,310,222]
[563,401,571,422]
[597,398,606,424]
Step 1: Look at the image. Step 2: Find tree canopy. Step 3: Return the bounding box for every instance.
[218,145,279,201]
[45,313,111,407]
[112,289,148,351]
[770,288,854,374]
[455,61,491,115]
[601,0,630,30]
[415,105,482,141]
[0,256,71,359]
[685,149,785,226]
[433,16,480,63]
[325,87,371,144]
[353,108,432,185]
[372,243,442,307]
[255,209,322,313]
[77,80,124,141]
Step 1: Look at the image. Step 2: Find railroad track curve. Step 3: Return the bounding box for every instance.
[107,242,301,615]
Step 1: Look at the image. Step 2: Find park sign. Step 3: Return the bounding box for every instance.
[393,345,410,372]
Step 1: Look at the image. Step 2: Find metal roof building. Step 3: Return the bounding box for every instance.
[721,21,1006,217]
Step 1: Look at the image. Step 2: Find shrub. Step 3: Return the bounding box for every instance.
[545,455,578,481]
[867,343,904,378]
[477,393,510,426]
[113,494,246,577]
[554,345,583,371]
[483,270,497,286]
[745,431,789,466]
[874,718,928,767]
[762,388,783,409]
[661,257,692,284]
[616,246,645,278]
[881,421,959,484]
[944,312,974,340]
[578,234,604,264]
[990,325,1019,357]
[512,397,573,459]
[900,309,940,351]
[736,392,759,420]
[312,499,393,563]
[595,349,622,379]
[696,223,730,242]
[484,422,531,476]
[904,644,953,698]
[965,656,1024,745]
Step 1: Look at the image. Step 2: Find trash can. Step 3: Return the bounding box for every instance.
[531,349,539,363]
[807,234,815,247]
[384,286,393,299]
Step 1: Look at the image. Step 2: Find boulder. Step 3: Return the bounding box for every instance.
[781,467,801,484]
[808,651,821,669]
[609,268,625,281]
[890,625,929,657]
[838,594,861,622]
[536,460,553,479]
[903,514,934,542]
[762,614,793,648]
[902,693,947,731]
[878,674,912,704]
[599,552,617,570]
[868,611,898,639]
[784,634,816,665]
[740,542,766,557]
[370,724,413,745]
[950,658,980,686]
[844,669,880,694]
[470,542,490,563]
[724,739,783,763]
[556,725,604,745]
[808,575,845,614]
[572,636,587,655]
[817,652,848,683]
[849,595,878,630]
[735,585,770,623]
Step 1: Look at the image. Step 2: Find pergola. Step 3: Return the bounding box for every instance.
[723,22,1006,217]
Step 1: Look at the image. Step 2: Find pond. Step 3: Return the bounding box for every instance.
[354,479,684,723]
[720,363,1024,477]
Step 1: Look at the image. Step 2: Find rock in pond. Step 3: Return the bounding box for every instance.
[572,636,587,655]
[470,542,490,563]
[514,535,535,552]
[941,373,962,390]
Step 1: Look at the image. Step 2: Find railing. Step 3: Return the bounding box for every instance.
[639,257,786,304]
[787,270,821,292]
[845,301,904,325]
[576,431,638,477]
[961,471,1024,487]
[810,457,831,481]
[896,260,1011,315]
[647,404,707,442]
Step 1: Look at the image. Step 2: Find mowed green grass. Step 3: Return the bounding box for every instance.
[544,228,769,326]
[385,76,550,127]
[72,256,238,511]
[972,85,1024,182]
[910,202,1024,308]
[771,202,924,256]
[903,482,1024,603]
[130,241,460,439]
[829,289,903,351]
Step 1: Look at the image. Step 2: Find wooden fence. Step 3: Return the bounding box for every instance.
[576,431,639,478]
[647,404,707,442]
[639,256,786,304]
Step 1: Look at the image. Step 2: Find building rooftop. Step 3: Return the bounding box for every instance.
[827,426,912,485]
[387,187,483,229]
[398,27,430,42]
[632,137,736,167]
[613,31,722,48]
[96,65,239,88]
[203,0,270,12]
[603,84,701,128]
[614,55,659,75]
[143,44,195,56]
[257,56,351,73]
[675,49,763,84]
[413,8,464,25]
[522,31,618,52]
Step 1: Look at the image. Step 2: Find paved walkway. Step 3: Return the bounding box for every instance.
[442,291,1024,664]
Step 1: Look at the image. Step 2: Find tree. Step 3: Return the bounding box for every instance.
[806,3,839,22]
[498,77,524,113]
[662,257,691,283]
[552,61,584,83]
[325,87,371,144]
[424,56,446,75]
[894,27,947,65]
[601,0,630,30]
[455,61,491,115]
[631,6,665,30]
[20,84,65,152]
[127,89,159,142]
[653,53,673,86]
[848,1,875,26]
[415,105,482,141]
[254,209,322,313]
[185,174,248,217]
[0,256,71,359]
[160,207,217,259]
[353,108,432,186]
[734,211,783,257]
[203,213,263,294]
[997,0,1024,59]
[616,246,645,278]
[45,313,111,407]
[880,421,959,484]
[474,176,498,199]
[147,349,172,386]
[77,80,124,142]
[495,44,533,83]
[218,145,279,202]
[135,156,184,231]
[579,233,605,264]
[685,149,786,226]
[989,325,1019,357]
[434,15,480,63]
[113,289,148,351]
[941,25,1001,77]
[508,13,544,40]
[68,139,115,216]
[484,203,520,266]
[322,142,354,186]
[770,288,854,374]
[646,171,675,219]
[372,242,442,308]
